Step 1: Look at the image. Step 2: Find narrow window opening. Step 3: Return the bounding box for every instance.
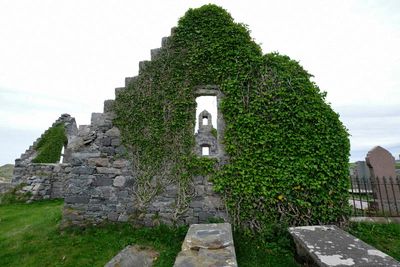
[59,145,65,163]
[202,116,208,125]
[195,96,217,133]
[202,146,210,156]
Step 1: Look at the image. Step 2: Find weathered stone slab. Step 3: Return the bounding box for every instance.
[174,223,237,267]
[289,225,400,267]
[104,245,159,267]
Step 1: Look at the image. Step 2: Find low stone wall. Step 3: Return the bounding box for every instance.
[13,163,71,200]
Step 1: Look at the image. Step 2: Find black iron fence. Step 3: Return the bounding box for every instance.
[349,176,400,217]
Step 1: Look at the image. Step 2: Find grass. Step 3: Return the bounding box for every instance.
[348,222,400,260]
[0,199,298,266]
[234,230,299,266]
[1,199,399,266]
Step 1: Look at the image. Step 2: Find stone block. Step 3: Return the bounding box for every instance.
[108,212,119,221]
[94,176,113,186]
[103,99,114,113]
[189,201,203,209]
[96,167,121,175]
[195,185,205,196]
[100,147,115,156]
[185,216,199,225]
[65,195,90,204]
[115,145,127,155]
[106,127,120,137]
[101,136,112,146]
[113,176,126,187]
[118,213,129,222]
[105,245,159,267]
[71,152,101,160]
[115,87,126,97]
[111,138,121,147]
[88,205,102,212]
[87,158,109,167]
[113,159,128,168]
[151,48,161,60]
[71,166,95,175]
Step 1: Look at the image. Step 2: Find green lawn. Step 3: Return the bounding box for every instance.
[348,222,400,260]
[0,200,298,266]
[4,199,398,266]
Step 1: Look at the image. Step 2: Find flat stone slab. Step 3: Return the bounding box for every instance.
[104,245,159,267]
[174,223,237,267]
[289,225,400,267]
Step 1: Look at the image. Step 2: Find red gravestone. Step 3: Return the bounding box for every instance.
[365,146,399,214]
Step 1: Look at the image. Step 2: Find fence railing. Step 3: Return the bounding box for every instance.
[349,176,400,217]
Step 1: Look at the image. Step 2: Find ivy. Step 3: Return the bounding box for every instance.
[114,4,350,230]
[32,123,67,164]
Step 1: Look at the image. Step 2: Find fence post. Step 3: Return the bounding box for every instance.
[383,177,392,216]
[389,176,399,216]
[350,176,357,216]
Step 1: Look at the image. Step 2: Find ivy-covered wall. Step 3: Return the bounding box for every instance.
[32,123,67,163]
[114,4,350,230]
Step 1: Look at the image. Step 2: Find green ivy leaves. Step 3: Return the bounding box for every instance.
[32,123,67,163]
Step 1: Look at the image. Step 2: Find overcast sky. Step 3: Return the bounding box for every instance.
[1,0,399,165]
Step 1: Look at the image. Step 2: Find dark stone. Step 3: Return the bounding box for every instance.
[111,138,121,147]
[190,201,203,208]
[70,158,83,166]
[115,145,127,156]
[101,137,112,146]
[93,176,113,186]
[71,166,95,175]
[65,195,90,204]
[101,147,115,156]
[108,212,119,221]
[103,100,114,113]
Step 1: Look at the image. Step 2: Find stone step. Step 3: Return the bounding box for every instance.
[161,36,170,48]
[125,76,138,87]
[171,27,177,35]
[150,48,161,60]
[103,100,115,113]
[139,60,150,74]
[174,223,237,267]
[115,87,126,98]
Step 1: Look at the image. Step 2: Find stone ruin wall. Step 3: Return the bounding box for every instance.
[62,105,226,227]
[10,29,228,227]
[11,114,77,201]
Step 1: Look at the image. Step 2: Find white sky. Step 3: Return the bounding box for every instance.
[1,0,399,165]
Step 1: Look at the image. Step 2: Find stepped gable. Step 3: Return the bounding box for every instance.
[14,114,77,168]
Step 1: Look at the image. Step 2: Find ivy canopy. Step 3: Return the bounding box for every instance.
[114,4,350,229]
